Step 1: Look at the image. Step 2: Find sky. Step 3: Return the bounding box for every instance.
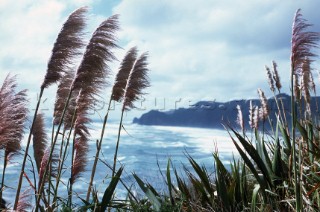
[1,0,320,120]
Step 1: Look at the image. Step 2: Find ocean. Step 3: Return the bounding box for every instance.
[1,121,238,207]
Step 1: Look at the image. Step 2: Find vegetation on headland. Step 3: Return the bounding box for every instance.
[0,7,320,212]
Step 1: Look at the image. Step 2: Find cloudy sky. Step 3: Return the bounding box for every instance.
[1,0,320,119]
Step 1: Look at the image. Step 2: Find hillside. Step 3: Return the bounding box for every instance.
[133,94,316,130]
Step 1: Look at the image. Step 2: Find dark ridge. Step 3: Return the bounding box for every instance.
[132,93,316,130]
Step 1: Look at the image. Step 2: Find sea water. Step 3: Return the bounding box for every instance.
[1,121,238,207]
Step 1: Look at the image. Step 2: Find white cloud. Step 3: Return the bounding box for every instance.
[0,1,66,84]
[113,0,320,103]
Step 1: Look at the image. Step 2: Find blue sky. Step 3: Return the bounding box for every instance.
[1,0,320,119]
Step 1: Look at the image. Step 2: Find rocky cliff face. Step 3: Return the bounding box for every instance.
[133,94,315,129]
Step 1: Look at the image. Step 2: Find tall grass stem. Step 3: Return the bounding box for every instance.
[13,88,44,209]
[112,107,125,177]
[35,88,73,211]
[86,98,112,201]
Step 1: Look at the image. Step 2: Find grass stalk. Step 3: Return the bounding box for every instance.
[291,67,300,211]
[112,106,125,177]
[0,152,7,204]
[13,87,44,210]
[52,111,76,209]
[68,131,77,207]
[86,98,112,201]
[35,88,73,211]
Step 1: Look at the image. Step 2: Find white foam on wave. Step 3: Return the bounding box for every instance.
[150,125,238,154]
[152,141,187,148]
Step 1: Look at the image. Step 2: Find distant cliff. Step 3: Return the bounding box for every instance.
[133,94,317,129]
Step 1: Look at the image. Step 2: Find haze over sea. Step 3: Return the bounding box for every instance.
[2,120,237,204]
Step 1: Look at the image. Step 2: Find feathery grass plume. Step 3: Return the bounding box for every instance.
[68,91,90,206]
[38,146,59,187]
[294,74,301,100]
[73,90,91,142]
[63,92,78,129]
[257,88,269,120]
[53,70,76,126]
[0,75,28,156]
[3,90,28,156]
[32,113,48,173]
[0,75,27,150]
[123,52,150,110]
[112,47,138,101]
[249,101,259,129]
[253,106,259,129]
[68,14,119,137]
[16,189,32,212]
[113,51,150,176]
[236,105,244,131]
[272,61,282,91]
[265,65,275,92]
[72,14,119,94]
[41,7,87,89]
[301,57,313,114]
[71,136,88,184]
[291,9,319,76]
[249,101,254,129]
[0,74,28,205]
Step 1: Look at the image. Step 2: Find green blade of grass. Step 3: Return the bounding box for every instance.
[231,128,274,188]
[214,153,231,209]
[166,159,175,206]
[251,184,260,212]
[174,168,191,199]
[187,154,214,195]
[100,166,124,212]
[279,124,291,151]
[133,173,161,211]
[231,137,266,193]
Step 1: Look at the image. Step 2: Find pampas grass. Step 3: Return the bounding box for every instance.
[72,15,119,93]
[249,101,258,130]
[290,10,319,211]
[0,74,28,205]
[86,46,139,200]
[301,57,313,115]
[265,65,275,93]
[236,105,244,132]
[291,9,319,75]
[14,7,87,209]
[112,46,138,102]
[2,7,124,211]
[16,189,32,212]
[123,52,150,110]
[56,15,119,207]
[32,113,49,173]
[272,61,282,92]
[0,74,28,152]
[53,70,76,127]
[257,88,269,120]
[113,51,150,176]
[42,7,87,89]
